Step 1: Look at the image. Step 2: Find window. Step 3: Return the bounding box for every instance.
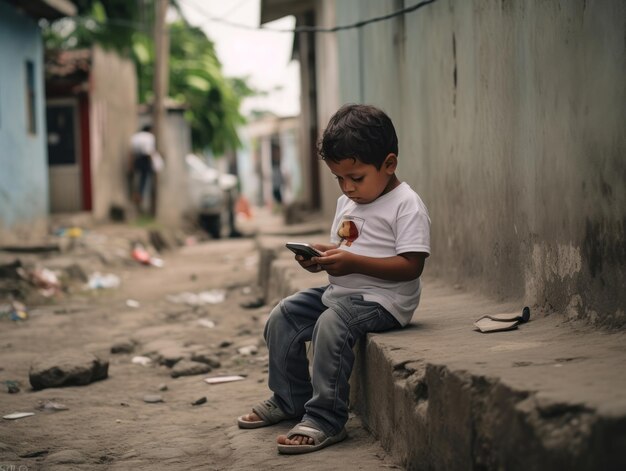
[26,60,36,134]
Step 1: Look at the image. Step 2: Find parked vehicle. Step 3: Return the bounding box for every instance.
[185,154,238,238]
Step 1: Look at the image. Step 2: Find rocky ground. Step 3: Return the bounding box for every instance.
[0,222,399,470]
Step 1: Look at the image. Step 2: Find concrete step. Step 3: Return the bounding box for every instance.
[257,235,626,470]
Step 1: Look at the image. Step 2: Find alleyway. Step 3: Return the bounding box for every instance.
[0,224,398,470]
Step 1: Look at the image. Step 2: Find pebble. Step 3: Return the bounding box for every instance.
[143,394,164,403]
[237,345,258,356]
[111,339,136,354]
[170,360,212,378]
[191,352,221,368]
[158,383,168,391]
[191,396,207,406]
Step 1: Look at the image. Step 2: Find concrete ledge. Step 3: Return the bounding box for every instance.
[259,236,626,469]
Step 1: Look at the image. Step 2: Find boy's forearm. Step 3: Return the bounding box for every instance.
[352,253,425,281]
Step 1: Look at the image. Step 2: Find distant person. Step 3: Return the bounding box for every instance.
[129,124,161,214]
[270,140,284,206]
[237,104,431,454]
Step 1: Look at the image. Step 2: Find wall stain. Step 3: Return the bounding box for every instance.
[583,218,626,278]
[452,32,457,117]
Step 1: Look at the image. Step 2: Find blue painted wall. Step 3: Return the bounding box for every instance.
[0,2,49,237]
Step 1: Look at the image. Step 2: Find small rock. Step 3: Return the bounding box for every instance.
[29,352,108,390]
[158,383,168,391]
[170,360,212,378]
[143,394,164,403]
[191,352,221,368]
[45,450,87,465]
[197,319,216,328]
[156,348,186,367]
[219,340,233,348]
[19,449,49,458]
[191,396,207,406]
[111,339,136,354]
[5,380,20,393]
[120,402,130,407]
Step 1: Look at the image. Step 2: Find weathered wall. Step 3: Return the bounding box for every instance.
[322,0,625,327]
[156,108,192,227]
[0,2,49,242]
[90,46,137,221]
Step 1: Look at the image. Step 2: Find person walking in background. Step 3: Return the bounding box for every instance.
[237,104,431,454]
[129,124,160,215]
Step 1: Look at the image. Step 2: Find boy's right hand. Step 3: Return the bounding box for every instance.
[295,254,324,273]
[295,244,336,273]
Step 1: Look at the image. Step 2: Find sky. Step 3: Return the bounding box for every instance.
[176,0,300,117]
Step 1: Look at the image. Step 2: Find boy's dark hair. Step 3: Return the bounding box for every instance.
[319,104,398,169]
[141,124,152,133]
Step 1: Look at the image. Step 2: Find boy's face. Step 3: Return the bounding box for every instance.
[325,154,398,204]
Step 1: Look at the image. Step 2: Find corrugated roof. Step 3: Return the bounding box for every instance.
[45,49,92,79]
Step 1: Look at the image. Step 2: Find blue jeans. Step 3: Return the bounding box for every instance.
[264,286,400,436]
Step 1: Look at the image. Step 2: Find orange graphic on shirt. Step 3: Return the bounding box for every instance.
[337,219,359,247]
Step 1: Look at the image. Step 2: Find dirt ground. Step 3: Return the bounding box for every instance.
[0,224,399,470]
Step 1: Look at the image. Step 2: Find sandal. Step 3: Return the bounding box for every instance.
[237,399,298,429]
[474,307,531,333]
[277,421,347,454]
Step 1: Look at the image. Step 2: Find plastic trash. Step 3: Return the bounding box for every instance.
[132,356,152,366]
[40,400,69,412]
[87,272,121,290]
[203,375,246,385]
[126,299,140,308]
[131,244,151,265]
[132,244,164,267]
[3,412,35,420]
[0,302,28,321]
[150,257,164,267]
[167,289,226,306]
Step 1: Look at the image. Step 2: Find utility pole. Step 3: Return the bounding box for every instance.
[152,0,169,216]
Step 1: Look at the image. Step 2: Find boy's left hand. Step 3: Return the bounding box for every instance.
[312,249,355,276]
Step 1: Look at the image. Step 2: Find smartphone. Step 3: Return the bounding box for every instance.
[285,242,323,260]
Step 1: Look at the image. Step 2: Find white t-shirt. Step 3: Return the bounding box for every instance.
[131,131,156,156]
[321,182,431,326]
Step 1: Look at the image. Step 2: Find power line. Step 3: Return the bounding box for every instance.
[181,0,438,34]
[67,0,438,36]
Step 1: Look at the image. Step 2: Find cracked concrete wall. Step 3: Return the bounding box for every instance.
[322,0,625,327]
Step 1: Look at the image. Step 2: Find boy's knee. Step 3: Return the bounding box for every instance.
[264,302,285,339]
[315,309,344,336]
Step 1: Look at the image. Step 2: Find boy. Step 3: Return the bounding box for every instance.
[238,104,431,454]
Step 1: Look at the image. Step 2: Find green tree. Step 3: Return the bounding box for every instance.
[43,0,252,154]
